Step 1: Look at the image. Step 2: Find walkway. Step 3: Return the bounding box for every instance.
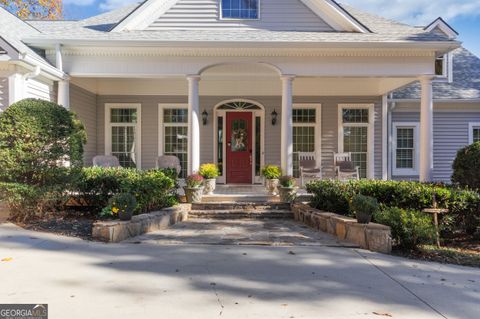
[124,218,344,246]
[1,222,479,318]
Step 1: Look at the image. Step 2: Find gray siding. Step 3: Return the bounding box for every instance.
[70,85,97,165]
[391,110,480,182]
[0,77,8,111]
[148,0,334,31]
[96,95,383,181]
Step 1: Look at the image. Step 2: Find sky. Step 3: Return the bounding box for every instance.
[63,0,480,56]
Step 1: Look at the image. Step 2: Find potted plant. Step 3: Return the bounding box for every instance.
[350,194,379,224]
[199,163,220,195]
[261,165,282,195]
[278,176,298,203]
[184,174,204,203]
[101,193,137,221]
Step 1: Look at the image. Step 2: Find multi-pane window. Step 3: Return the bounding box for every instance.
[341,107,370,179]
[293,108,317,178]
[472,127,480,143]
[435,55,446,76]
[396,128,415,169]
[163,108,188,178]
[221,0,259,19]
[108,106,139,168]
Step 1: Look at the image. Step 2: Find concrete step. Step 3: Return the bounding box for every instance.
[191,202,291,211]
[189,210,294,220]
[201,195,280,203]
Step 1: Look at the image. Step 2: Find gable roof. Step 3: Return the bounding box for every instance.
[24,2,457,48]
[424,17,459,40]
[392,48,480,100]
[110,0,370,33]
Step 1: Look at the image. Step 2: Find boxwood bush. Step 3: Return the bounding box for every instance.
[374,207,435,250]
[75,167,177,214]
[452,142,480,190]
[306,179,480,234]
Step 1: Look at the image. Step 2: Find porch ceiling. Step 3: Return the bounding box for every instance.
[71,76,416,97]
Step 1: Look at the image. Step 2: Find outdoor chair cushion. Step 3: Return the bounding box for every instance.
[302,168,322,174]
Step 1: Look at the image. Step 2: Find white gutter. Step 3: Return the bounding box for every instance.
[22,65,40,80]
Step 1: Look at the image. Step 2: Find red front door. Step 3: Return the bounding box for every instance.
[226,112,253,184]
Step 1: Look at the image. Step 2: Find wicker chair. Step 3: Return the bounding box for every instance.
[92,155,120,168]
[298,152,322,187]
[334,152,360,180]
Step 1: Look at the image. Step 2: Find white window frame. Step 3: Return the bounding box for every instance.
[468,122,480,144]
[392,122,420,176]
[219,0,261,21]
[338,104,375,179]
[104,103,142,169]
[293,104,322,177]
[434,53,453,83]
[158,104,189,177]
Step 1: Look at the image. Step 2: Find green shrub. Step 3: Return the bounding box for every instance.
[199,163,220,179]
[374,207,435,250]
[0,182,66,221]
[0,99,86,187]
[350,194,379,216]
[261,165,282,179]
[75,167,176,214]
[306,179,480,233]
[452,142,480,190]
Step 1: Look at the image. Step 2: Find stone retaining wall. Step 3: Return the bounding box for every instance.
[292,203,392,253]
[92,204,190,243]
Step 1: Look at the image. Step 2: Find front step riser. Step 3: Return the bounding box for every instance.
[189,213,293,220]
[192,203,291,211]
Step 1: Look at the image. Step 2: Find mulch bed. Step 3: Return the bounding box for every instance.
[393,235,480,268]
[15,211,96,241]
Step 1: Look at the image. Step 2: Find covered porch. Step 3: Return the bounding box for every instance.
[52,46,444,183]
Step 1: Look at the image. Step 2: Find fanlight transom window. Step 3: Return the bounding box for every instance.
[217,101,261,110]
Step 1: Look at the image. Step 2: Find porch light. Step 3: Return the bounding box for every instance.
[202,110,208,125]
[271,109,278,126]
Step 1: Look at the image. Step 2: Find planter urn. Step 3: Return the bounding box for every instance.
[184,186,204,203]
[203,179,216,195]
[355,211,372,224]
[279,186,297,203]
[265,178,280,195]
[118,210,133,221]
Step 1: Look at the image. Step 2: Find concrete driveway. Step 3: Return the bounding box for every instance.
[0,222,479,319]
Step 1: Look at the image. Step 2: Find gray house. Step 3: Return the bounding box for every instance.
[0,0,476,184]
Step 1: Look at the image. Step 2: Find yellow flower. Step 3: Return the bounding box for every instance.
[112,207,119,214]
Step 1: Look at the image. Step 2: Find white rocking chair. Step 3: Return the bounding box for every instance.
[334,152,360,181]
[298,152,322,187]
[93,155,120,168]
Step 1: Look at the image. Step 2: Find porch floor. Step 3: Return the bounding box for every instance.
[204,185,310,202]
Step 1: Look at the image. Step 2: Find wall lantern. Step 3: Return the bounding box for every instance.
[271,109,278,126]
[202,110,209,125]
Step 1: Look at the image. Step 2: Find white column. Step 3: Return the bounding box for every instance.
[57,79,70,109]
[8,73,24,105]
[281,75,295,176]
[187,75,201,175]
[382,94,388,180]
[419,76,434,182]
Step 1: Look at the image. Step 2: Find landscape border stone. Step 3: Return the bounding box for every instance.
[292,203,392,253]
[92,204,190,243]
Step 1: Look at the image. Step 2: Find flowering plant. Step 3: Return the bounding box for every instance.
[279,176,296,188]
[261,165,282,179]
[186,174,204,188]
[100,193,137,219]
[199,163,220,179]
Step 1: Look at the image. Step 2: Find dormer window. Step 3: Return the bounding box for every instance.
[221,0,259,20]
